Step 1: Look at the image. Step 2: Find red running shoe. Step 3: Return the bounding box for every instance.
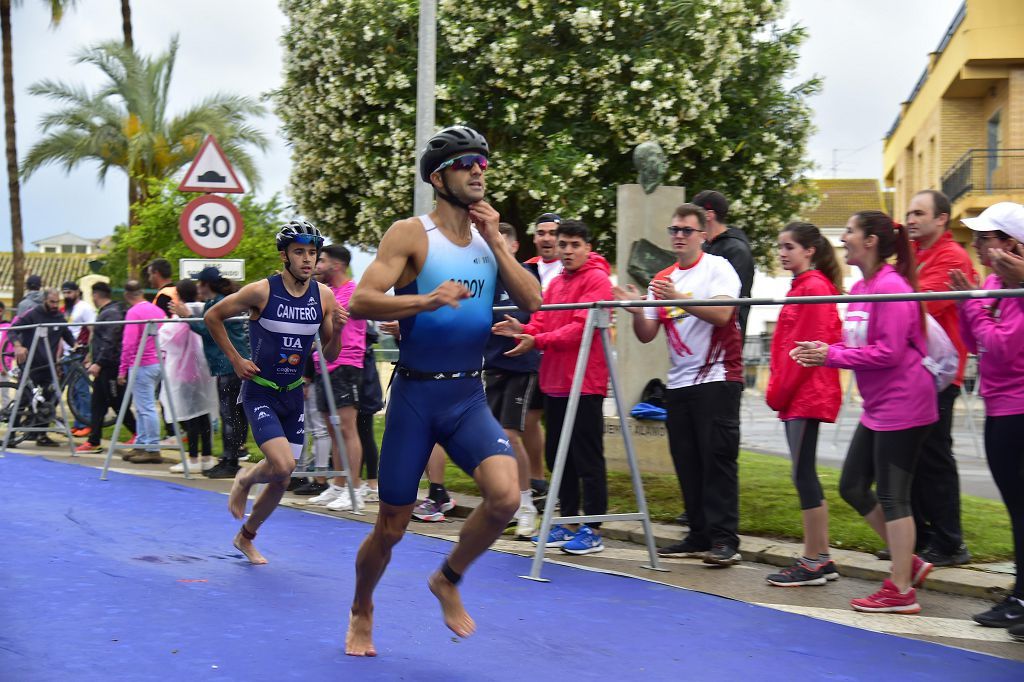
[850,579,921,614]
[911,554,933,588]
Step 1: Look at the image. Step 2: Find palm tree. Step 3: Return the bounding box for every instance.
[21,37,268,271]
[119,0,131,48]
[2,0,77,306]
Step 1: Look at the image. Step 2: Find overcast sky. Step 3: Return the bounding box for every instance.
[0,0,964,256]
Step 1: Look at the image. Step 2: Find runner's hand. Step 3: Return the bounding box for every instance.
[13,345,26,363]
[334,305,349,328]
[491,314,524,336]
[468,200,500,243]
[233,358,260,380]
[379,320,400,338]
[504,334,536,357]
[425,280,470,311]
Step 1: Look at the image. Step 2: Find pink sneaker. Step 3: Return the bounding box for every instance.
[911,554,933,588]
[850,579,921,614]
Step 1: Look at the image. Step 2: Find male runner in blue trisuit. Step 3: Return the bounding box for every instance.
[205,220,344,565]
[344,126,542,656]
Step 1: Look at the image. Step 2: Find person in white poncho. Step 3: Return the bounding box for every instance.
[159,279,218,473]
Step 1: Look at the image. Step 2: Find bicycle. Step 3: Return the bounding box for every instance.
[0,347,116,445]
[0,373,66,446]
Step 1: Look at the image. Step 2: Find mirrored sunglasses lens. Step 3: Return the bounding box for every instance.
[453,155,487,171]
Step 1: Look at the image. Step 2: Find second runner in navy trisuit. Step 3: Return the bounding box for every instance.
[205,220,345,565]
[344,126,542,656]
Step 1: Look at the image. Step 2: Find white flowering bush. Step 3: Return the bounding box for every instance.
[276,0,819,265]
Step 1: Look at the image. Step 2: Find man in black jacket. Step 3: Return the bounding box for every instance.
[8,288,77,445]
[693,190,755,336]
[77,282,136,453]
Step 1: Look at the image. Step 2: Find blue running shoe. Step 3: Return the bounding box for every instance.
[561,525,604,555]
[531,524,575,547]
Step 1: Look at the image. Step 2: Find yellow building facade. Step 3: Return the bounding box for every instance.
[883,0,1024,246]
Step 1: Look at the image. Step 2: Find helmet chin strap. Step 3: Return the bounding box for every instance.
[437,173,473,211]
[283,256,310,285]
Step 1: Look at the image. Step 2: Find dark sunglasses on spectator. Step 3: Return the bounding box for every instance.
[433,154,489,174]
[667,226,705,237]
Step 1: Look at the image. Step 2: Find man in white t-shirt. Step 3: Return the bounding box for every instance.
[62,281,96,435]
[614,202,744,567]
[521,212,564,508]
[525,212,564,292]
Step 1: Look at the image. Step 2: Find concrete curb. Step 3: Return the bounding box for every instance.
[449,498,1012,603]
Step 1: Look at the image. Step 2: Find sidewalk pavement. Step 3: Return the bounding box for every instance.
[443,491,1014,604]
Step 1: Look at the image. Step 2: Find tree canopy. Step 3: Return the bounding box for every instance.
[22,37,268,198]
[102,178,285,285]
[276,0,819,265]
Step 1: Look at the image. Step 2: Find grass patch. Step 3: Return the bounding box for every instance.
[439,449,1014,563]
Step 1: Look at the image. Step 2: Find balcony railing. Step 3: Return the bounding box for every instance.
[941,148,1024,204]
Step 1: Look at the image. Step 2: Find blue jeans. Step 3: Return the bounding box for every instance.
[70,372,91,428]
[133,364,162,445]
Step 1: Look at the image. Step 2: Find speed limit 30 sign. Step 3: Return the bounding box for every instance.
[179,195,244,258]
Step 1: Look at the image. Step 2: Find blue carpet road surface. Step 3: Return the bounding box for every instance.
[0,453,1021,681]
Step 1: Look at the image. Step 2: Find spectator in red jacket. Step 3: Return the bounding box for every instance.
[764,222,843,587]
[905,189,976,567]
[494,219,612,556]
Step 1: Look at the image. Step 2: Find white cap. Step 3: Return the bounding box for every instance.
[961,202,1024,242]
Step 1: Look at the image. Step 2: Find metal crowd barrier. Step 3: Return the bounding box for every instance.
[510,287,1024,581]
[0,316,357,509]
[4,287,1024,581]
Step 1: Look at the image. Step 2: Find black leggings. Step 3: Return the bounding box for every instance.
[180,414,212,458]
[357,411,378,480]
[840,422,932,522]
[785,419,825,510]
[985,413,1024,599]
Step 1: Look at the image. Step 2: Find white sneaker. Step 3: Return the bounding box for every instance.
[515,505,538,538]
[308,484,345,506]
[200,456,217,472]
[159,436,180,448]
[327,487,365,512]
[358,483,379,503]
[169,459,199,474]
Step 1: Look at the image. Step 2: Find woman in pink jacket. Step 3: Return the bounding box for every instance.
[794,210,937,614]
[951,202,1024,634]
[764,222,842,587]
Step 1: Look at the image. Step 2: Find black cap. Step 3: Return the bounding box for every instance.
[61,280,80,292]
[691,190,729,221]
[193,266,223,283]
[26,274,42,289]
[535,212,562,225]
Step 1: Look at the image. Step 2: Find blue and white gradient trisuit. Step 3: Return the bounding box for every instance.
[242,274,323,459]
[381,214,514,505]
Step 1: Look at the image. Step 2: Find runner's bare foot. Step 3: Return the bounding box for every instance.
[345,610,377,656]
[428,571,475,638]
[233,530,268,565]
[228,469,251,519]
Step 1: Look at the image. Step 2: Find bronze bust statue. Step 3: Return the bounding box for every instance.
[633,141,668,194]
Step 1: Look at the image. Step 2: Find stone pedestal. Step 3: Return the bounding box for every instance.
[614,184,686,410]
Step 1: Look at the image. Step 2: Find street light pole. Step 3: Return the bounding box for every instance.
[413,0,437,216]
